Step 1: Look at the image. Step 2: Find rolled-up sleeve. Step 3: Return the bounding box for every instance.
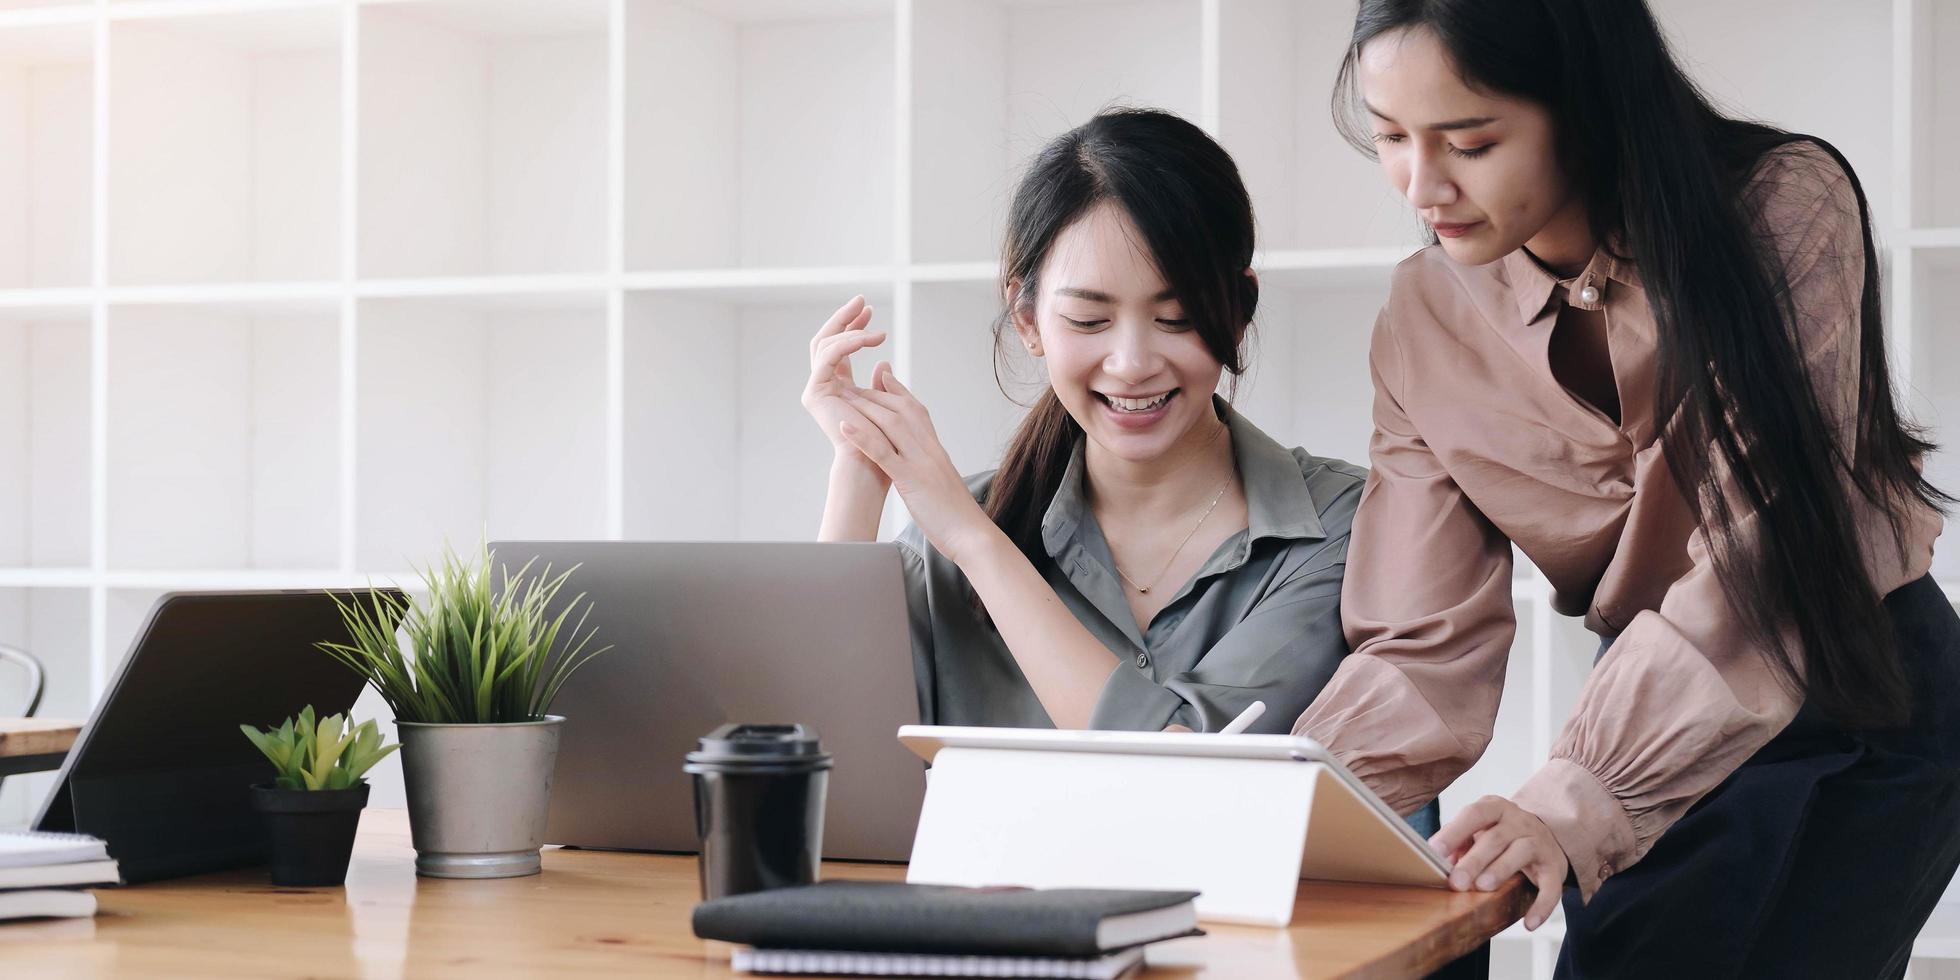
[1291,307,1517,816]
[1513,143,1884,902]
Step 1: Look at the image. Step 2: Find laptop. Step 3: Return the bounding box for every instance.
[489,541,925,862]
[34,590,404,882]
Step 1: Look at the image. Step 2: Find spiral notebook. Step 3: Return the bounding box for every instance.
[0,830,115,922]
[0,830,109,871]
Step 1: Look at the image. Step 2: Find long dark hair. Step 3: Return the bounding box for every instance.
[984,108,1260,564]
[1334,0,1947,727]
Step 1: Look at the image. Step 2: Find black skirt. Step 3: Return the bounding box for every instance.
[1556,574,1960,979]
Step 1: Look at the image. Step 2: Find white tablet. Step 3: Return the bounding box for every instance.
[900,724,1342,764]
[899,724,1452,886]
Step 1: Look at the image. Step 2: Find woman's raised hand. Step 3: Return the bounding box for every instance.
[802,295,888,460]
[837,362,994,563]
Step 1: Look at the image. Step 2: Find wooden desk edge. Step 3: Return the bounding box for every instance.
[13,807,1529,979]
[1355,878,1533,978]
[0,718,82,758]
[818,856,1531,978]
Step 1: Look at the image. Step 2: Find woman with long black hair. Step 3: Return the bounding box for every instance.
[1289,0,1960,974]
[801,108,1447,848]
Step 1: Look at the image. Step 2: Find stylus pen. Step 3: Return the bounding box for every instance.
[1217,700,1266,735]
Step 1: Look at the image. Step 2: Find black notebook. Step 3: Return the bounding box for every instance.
[692,881,1202,958]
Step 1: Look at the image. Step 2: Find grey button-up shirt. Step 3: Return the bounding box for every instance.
[897,404,1365,734]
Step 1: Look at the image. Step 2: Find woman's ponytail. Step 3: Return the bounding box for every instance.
[984,388,1082,563]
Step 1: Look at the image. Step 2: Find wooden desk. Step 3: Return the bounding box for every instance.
[0,717,81,777]
[0,808,1528,978]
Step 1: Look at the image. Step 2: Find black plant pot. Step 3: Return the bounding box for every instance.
[250,782,370,887]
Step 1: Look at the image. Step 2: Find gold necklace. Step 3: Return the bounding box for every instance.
[1111,473,1236,595]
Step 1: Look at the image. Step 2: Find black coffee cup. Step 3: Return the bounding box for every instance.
[684,723,833,901]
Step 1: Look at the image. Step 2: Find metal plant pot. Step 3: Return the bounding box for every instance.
[396,715,564,879]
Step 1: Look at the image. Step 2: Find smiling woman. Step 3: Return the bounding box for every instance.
[798,108,1441,836]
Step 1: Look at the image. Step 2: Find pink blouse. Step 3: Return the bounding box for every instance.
[1292,142,1943,902]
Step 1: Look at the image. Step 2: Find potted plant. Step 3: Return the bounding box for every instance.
[318,541,607,879]
[241,705,399,887]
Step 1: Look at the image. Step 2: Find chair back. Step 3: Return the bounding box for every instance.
[0,644,45,718]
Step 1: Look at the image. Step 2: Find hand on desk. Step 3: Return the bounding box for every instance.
[1429,795,1567,931]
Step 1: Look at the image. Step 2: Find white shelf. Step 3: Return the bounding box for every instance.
[101,568,420,589]
[104,281,340,313]
[1436,594,1542,818]
[0,312,89,571]
[0,289,90,317]
[108,5,340,285]
[353,274,611,308]
[1914,247,1960,582]
[909,0,1204,267]
[1909,228,1960,249]
[622,0,895,272]
[0,258,1428,305]
[356,0,608,35]
[0,5,90,30]
[908,280,1039,478]
[1213,0,1425,254]
[108,0,340,20]
[0,568,91,588]
[620,265,899,300]
[1653,0,1896,219]
[907,262,1000,284]
[355,292,609,568]
[358,0,607,278]
[1255,246,1409,272]
[901,247,1409,289]
[0,21,90,291]
[623,283,898,542]
[1914,0,1960,229]
[1237,265,1392,469]
[107,303,340,570]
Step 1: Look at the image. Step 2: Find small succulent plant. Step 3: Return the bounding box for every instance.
[241,705,399,791]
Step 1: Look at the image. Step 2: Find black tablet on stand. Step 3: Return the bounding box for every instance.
[32,590,403,883]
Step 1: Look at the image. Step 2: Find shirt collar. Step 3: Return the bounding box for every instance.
[1500,244,1643,325]
[1039,397,1326,558]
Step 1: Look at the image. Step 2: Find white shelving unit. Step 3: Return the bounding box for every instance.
[359,0,608,279]
[0,0,1953,972]
[109,6,341,285]
[623,279,898,541]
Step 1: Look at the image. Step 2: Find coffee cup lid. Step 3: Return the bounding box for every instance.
[686,723,832,768]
